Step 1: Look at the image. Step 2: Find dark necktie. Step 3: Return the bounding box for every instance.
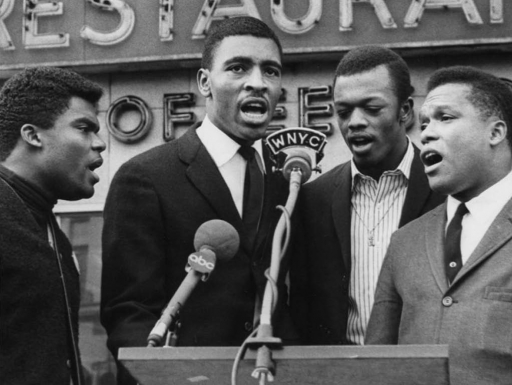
[238,145,264,247]
[444,203,469,284]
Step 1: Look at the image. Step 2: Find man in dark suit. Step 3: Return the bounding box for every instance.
[101,17,292,384]
[366,67,512,385]
[290,46,444,345]
[0,67,105,385]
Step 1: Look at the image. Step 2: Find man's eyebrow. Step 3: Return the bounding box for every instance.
[419,103,457,119]
[424,103,455,113]
[434,104,456,110]
[224,56,282,70]
[261,59,282,70]
[73,117,100,132]
[334,96,386,106]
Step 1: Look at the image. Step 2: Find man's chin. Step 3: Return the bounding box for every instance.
[238,124,268,141]
[352,152,377,168]
[60,187,95,201]
[426,177,452,196]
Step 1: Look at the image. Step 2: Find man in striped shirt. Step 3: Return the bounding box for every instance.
[290,46,445,345]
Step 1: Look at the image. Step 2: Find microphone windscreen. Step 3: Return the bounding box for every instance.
[282,148,313,183]
[193,220,240,262]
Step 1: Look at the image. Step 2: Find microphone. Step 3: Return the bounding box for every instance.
[281,148,312,183]
[147,220,239,347]
[265,127,327,184]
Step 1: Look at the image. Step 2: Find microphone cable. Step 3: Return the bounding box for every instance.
[230,205,291,385]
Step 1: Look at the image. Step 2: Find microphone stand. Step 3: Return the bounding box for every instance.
[245,168,303,385]
[163,306,181,347]
[231,127,326,385]
[146,297,183,348]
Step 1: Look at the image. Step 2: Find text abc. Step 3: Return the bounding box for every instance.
[189,254,215,271]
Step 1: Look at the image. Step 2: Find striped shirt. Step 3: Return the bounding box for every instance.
[346,140,414,345]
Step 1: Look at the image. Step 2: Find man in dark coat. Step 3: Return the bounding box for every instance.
[290,46,445,346]
[0,67,105,385]
[101,17,294,385]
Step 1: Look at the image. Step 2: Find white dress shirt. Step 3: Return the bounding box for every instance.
[346,139,414,345]
[446,169,512,264]
[196,115,265,217]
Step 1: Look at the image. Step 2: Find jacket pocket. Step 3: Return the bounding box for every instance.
[484,286,512,302]
[482,287,512,355]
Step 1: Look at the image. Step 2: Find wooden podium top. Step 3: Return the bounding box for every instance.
[119,344,449,385]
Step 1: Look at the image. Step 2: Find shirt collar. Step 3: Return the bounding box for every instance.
[196,115,265,169]
[447,169,512,222]
[351,137,414,187]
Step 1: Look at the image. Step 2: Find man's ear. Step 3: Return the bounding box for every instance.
[489,120,507,147]
[197,68,212,98]
[19,124,43,148]
[399,97,414,122]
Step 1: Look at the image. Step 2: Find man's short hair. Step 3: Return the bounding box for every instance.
[334,45,414,106]
[427,66,512,146]
[201,16,283,70]
[0,66,103,161]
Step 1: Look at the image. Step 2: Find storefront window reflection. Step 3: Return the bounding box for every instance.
[58,212,116,385]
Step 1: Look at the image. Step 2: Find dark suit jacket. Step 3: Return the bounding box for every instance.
[0,178,83,385]
[290,146,445,345]
[366,199,512,385]
[101,125,293,384]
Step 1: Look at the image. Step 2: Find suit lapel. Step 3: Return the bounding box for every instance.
[179,126,245,244]
[332,163,352,271]
[453,197,512,285]
[425,203,450,292]
[399,146,431,227]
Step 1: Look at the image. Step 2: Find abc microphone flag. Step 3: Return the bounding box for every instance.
[147,220,240,347]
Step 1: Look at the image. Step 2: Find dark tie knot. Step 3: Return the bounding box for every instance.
[454,203,469,220]
[238,145,256,161]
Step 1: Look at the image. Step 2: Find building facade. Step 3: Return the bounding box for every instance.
[1,1,511,383]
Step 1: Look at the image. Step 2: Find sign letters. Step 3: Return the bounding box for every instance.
[1,1,509,72]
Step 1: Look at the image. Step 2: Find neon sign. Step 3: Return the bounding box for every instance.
[0,0,509,71]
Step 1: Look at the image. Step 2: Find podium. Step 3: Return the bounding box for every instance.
[119,344,449,385]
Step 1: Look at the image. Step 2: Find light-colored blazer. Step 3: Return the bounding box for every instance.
[366,199,512,385]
